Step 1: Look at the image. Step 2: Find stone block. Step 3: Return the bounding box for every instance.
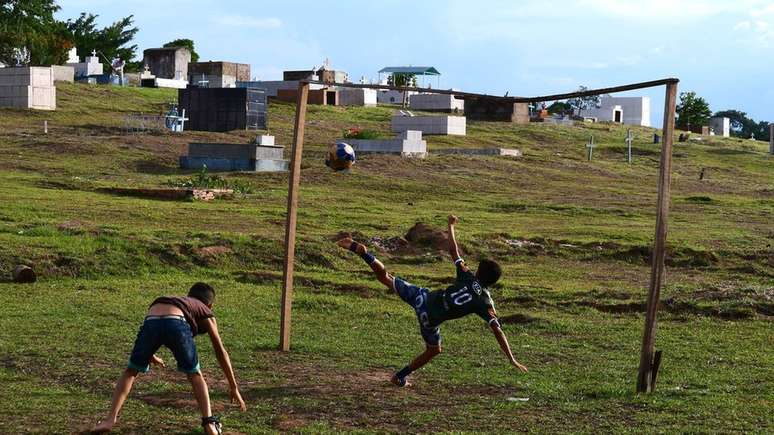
[409,94,464,112]
[338,88,377,106]
[51,65,74,82]
[434,148,522,157]
[344,136,427,158]
[391,115,466,136]
[256,135,275,145]
[188,143,284,160]
[180,156,288,172]
[0,67,54,87]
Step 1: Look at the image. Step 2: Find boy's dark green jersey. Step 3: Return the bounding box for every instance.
[425,261,497,327]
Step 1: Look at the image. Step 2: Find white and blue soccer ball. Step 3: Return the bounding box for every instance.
[326,142,356,171]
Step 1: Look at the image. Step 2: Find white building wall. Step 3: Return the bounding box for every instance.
[709,117,730,137]
[585,96,651,127]
[0,67,56,110]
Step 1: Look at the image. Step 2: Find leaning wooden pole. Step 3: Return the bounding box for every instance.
[637,81,678,392]
[279,81,310,351]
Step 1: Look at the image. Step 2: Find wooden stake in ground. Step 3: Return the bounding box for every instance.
[280,81,309,351]
[637,81,678,393]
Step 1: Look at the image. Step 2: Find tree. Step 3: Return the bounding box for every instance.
[65,13,139,68]
[676,91,711,131]
[387,73,417,87]
[547,101,571,115]
[566,86,601,117]
[163,39,198,62]
[0,0,71,66]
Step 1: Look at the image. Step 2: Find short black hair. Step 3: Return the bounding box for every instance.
[188,282,215,305]
[476,260,502,288]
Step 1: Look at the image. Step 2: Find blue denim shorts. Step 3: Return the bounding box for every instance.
[128,315,200,374]
[394,278,441,346]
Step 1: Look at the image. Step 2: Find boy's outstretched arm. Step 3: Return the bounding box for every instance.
[204,317,247,411]
[490,319,529,373]
[447,215,465,267]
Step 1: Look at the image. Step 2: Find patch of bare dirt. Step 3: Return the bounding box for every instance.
[194,245,233,257]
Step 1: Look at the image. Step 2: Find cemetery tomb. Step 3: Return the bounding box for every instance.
[276,88,338,105]
[584,96,651,127]
[143,47,191,80]
[188,61,251,88]
[344,130,427,158]
[338,88,377,106]
[178,87,267,132]
[709,117,730,137]
[434,148,522,157]
[180,138,288,172]
[391,115,466,136]
[464,96,529,123]
[409,94,464,112]
[66,51,104,78]
[237,80,326,98]
[0,67,56,110]
[51,65,75,83]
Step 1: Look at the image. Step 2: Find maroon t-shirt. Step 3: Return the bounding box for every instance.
[151,296,214,335]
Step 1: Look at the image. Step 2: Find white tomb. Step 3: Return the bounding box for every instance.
[709,117,730,137]
[344,130,427,158]
[584,96,651,127]
[338,88,377,106]
[409,94,464,112]
[391,115,466,136]
[66,50,104,78]
[0,67,56,110]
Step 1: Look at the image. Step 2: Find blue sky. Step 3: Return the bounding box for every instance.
[56,0,774,127]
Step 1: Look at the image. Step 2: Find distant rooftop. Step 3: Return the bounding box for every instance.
[378,66,440,75]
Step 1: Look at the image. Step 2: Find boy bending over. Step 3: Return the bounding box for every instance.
[338,215,528,386]
[92,282,246,434]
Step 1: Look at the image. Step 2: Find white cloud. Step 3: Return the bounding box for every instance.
[213,15,282,29]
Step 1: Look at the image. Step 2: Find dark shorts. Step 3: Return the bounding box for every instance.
[394,278,441,346]
[127,315,200,374]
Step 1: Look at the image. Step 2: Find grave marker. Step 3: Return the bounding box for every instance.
[586,135,595,161]
[626,129,633,163]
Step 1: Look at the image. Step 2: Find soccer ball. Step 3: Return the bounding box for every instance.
[326,142,356,171]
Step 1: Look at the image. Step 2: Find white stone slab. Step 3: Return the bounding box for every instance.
[256,135,275,145]
[391,115,466,136]
[338,88,377,106]
[409,94,464,112]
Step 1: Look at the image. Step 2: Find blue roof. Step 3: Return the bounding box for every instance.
[378,66,441,75]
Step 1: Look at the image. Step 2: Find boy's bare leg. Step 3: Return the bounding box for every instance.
[188,372,218,435]
[92,368,139,432]
[337,238,395,291]
[391,345,442,386]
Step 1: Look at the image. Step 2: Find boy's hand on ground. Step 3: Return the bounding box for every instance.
[511,360,528,373]
[448,215,459,226]
[230,388,247,411]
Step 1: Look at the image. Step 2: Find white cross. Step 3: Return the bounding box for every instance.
[626,129,634,163]
[586,135,595,161]
[91,49,97,57]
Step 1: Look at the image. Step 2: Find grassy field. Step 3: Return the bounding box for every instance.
[0,83,771,434]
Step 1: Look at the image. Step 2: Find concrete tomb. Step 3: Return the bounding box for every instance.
[709,117,730,137]
[409,94,464,113]
[180,136,288,172]
[51,65,75,83]
[584,96,651,127]
[344,130,427,158]
[464,96,529,123]
[377,89,416,105]
[188,61,251,88]
[237,80,325,98]
[0,67,56,110]
[66,49,104,79]
[338,88,377,106]
[434,148,522,157]
[391,114,466,136]
[178,87,267,132]
[276,87,338,105]
[142,47,190,88]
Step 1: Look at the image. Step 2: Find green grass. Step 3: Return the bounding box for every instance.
[0,83,771,433]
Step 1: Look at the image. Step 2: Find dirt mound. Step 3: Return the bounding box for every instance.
[194,245,232,257]
[404,222,450,251]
